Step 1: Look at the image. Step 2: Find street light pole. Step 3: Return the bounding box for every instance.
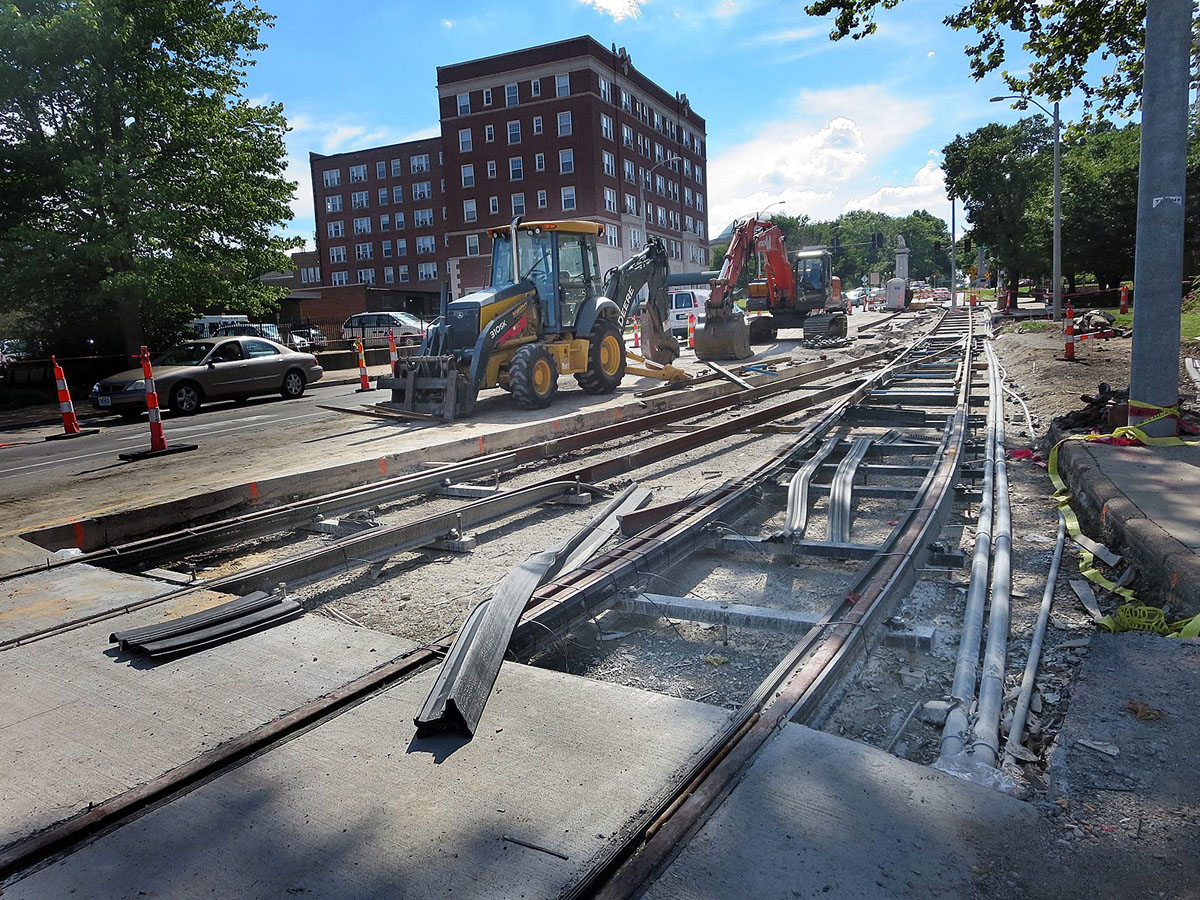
[990,94,1062,320]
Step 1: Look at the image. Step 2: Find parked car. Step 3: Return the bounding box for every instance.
[0,339,30,365]
[188,315,250,337]
[213,322,312,351]
[290,325,328,350]
[668,289,709,337]
[89,337,323,417]
[341,312,425,348]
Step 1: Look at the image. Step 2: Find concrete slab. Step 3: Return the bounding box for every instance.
[0,604,414,850]
[5,663,730,899]
[643,723,1035,900]
[1083,442,1200,551]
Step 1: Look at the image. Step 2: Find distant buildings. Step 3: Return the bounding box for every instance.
[303,35,710,318]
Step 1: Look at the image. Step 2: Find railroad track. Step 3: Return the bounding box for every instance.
[2,308,1001,893]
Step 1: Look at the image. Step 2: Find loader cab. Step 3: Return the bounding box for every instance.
[489,221,604,333]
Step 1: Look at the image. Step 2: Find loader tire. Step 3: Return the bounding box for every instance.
[509,343,558,409]
[575,318,626,395]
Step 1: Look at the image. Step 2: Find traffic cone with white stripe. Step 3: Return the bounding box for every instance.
[118,346,198,461]
[387,329,399,372]
[355,338,373,392]
[45,356,98,441]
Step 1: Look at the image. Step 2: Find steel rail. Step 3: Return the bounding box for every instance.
[827,437,873,544]
[569,311,979,900]
[779,436,840,538]
[3,350,899,582]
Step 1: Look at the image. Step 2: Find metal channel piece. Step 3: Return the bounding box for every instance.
[109,590,274,649]
[828,438,873,544]
[133,600,303,658]
[780,436,840,538]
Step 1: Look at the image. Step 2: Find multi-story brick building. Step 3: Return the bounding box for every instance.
[309,36,709,316]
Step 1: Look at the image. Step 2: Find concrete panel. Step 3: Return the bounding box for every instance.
[0,604,414,850]
[6,664,730,899]
[1085,442,1200,551]
[643,723,1035,900]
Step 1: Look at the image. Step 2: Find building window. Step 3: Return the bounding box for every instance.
[606,228,619,247]
[394,211,405,230]
[414,208,434,227]
[655,174,665,195]
[534,152,545,172]
[411,154,430,174]
[696,166,704,185]
[507,120,521,144]
[657,206,666,227]
[555,73,569,97]
[604,187,617,213]
[561,186,576,211]
[376,161,386,179]
[623,159,635,182]
[412,181,432,201]
[685,186,692,206]
[418,262,437,281]
[329,245,346,263]
[459,128,472,152]
[391,158,402,177]
[375,188,386,206]
[323,169,341,188]
[482,87,492,106]
[300,266,320,284]
[382,240,392,258]
[325,195,342,213]
[629,227,641,249]
[655,143,664,162]
[356,242,373,260]
[531,78,541,97]
[463,199,477,223]
[331,270,348,286]
[505,83,519,106]
[685,215,694,232]
[389,186,400,204]
[624,193,637,215]
[489,195,499,214]
[601,114,614,141]
[620,89,631,111]
[349,164,367,183]
[457,92,470,115]
[380,213,390,232]
[461,164,475,188]
[511,192,525,216]
[487,160,497,178]
[559,148,574,174]
[456,233,476,257]
[416,235,435,254]
[353,216,371,234]
[557,111,572,136]
[358,268,375,284]
[537,189,547,209]
[398,265,410,283]
[599,76,611,103]
[396,238,407,256]
[696,194,704,212]
[509,156,523,180]
[485,124,495,143]
[383,266,394,284]
[328,221,345,239]
[654,111,662,132]
[352,191,369,209]
[602,151,615,177]
[622,124,633,148]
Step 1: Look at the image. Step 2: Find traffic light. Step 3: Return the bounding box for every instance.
[933,241,942,254]
[872,232,884,249]
[963,236,972,253]
[832,236,841,253]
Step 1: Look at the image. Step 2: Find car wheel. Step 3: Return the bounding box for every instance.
[168,381,202,416]
[281,369,306,399]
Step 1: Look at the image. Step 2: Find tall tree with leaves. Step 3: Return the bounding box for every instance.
[942,118,1051,304]
[803,0,1147,119]
[0,0,300,354]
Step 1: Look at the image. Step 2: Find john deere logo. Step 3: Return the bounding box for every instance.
[453,311,464,319]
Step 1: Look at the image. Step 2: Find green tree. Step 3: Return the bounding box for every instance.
[895,210,952,283]
[942,118,1051,304]
[0,0,300,354]
[803,0,1148,119]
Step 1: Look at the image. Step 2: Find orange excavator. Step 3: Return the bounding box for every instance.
[694,218,848,360]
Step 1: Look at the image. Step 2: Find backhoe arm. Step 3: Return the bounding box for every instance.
[602,237,680,364]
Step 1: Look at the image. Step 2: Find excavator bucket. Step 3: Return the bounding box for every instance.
[694,314,753,361]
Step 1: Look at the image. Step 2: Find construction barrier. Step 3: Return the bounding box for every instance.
[969,293,977,307]
[45,356,99,441]
[355,338,373,392]
[118,346,197,461]
[1064,303,1075,361]
[1120,285,1130,315]
[387,329,398,371]
[632,319,640,349]
[687,313,696,350]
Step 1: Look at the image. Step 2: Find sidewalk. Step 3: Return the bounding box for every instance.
[0,364,392,432]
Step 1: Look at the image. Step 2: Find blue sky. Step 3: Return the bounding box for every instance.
[246,0,1080,246]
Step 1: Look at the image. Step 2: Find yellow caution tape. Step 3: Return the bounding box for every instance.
[1048,405,1200,640]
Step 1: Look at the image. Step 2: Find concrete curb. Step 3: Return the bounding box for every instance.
[1049,422,1200,617]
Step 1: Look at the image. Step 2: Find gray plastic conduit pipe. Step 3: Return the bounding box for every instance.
[939,340,998,760]
[971,341,1013,767]
[1002,514,1067,766]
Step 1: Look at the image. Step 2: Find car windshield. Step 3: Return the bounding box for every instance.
[153,343,212,366]
[393,312,423,329]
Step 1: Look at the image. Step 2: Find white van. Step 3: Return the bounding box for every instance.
[341,311,426,348]
[188,315,249,337]
[668,289,709,337]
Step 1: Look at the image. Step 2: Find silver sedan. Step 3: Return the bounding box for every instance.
[89,337,324,417]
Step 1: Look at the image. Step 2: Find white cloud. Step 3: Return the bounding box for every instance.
[842,160,950,218]
[713,0,739,17]
[577,0,647,20]
[708,84,934,230]
[927,50,935,58]
[758,25,825,43]
[441,19,454,27]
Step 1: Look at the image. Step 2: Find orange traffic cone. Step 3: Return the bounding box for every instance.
[1119,285,1130,315]
[355,338,373,392]
[632,319,640,349]
[45,356,98,441]
[118,346,197,460]
[688,313,696,350]
[387,329,398,371]
[1064,303,1076,361]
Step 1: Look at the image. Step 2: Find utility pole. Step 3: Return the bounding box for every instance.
[1051,101,1061,321]
[950,196,958,309]
[1129,0,1191,437]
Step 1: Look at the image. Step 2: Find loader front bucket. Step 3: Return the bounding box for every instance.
[380,355,472,420]
[693,315,752,361]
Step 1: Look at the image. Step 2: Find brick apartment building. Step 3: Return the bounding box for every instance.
[307,36,709,318]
